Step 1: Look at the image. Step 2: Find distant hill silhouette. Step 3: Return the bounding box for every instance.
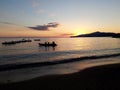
[71,31,120,38]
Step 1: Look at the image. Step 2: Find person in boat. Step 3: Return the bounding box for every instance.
[44,41,50,46]
[47,42,50,45]
[44,42,47,45]
[52,41,55,45]
[52,41,57,46]
[39,41,57,47]
[44,42,48,46]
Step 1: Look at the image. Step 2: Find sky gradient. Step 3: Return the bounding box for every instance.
[0,0,120,37]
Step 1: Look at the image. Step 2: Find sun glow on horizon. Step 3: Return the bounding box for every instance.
[73,29,87,36]
[73,30,80,36]
[76,32,81,36]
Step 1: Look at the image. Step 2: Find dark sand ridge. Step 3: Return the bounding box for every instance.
[0,63,120,90]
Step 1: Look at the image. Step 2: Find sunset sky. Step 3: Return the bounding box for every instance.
[0,0,120,37]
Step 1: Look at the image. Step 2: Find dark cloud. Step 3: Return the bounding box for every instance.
[29,25,48,30]
[28,22,59,31]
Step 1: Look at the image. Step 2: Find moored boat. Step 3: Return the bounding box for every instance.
[2,39,32,45]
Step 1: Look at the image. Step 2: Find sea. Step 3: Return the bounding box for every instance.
[0,37,120,83]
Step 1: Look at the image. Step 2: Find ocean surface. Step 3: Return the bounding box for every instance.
[0,37,120,83]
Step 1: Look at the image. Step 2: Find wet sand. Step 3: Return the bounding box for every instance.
[0,63,120,90]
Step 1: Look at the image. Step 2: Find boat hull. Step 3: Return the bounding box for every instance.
[38,43,57,47]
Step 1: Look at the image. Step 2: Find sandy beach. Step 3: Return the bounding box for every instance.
[0,63,120,90]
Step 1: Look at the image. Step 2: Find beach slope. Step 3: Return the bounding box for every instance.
[1,63,120,90]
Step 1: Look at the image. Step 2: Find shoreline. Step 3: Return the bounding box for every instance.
[1,63,120,90]
[0,53,120,71]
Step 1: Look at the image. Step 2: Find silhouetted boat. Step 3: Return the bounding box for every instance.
[2,41,16,45]
[38,43,57,47]
[2,39,32,45]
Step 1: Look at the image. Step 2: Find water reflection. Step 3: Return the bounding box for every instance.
[38,46,56,51]
[45,46,56,51]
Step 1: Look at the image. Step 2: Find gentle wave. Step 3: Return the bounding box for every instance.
[1,47,120,61]
[0,53,120,71]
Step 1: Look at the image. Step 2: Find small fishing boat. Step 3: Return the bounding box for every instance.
[38,43,57,47]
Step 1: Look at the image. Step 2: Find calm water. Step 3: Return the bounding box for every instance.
[0,37,120,83]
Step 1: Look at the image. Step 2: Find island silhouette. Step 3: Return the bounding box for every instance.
[71,31,120,38]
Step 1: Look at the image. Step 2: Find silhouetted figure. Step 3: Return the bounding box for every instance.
[52,41,57,47]
[52,41,55,44]
[44,42,47,46]
[47,42,50,45]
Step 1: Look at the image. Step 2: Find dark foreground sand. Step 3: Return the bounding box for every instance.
[1,63,120,90]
